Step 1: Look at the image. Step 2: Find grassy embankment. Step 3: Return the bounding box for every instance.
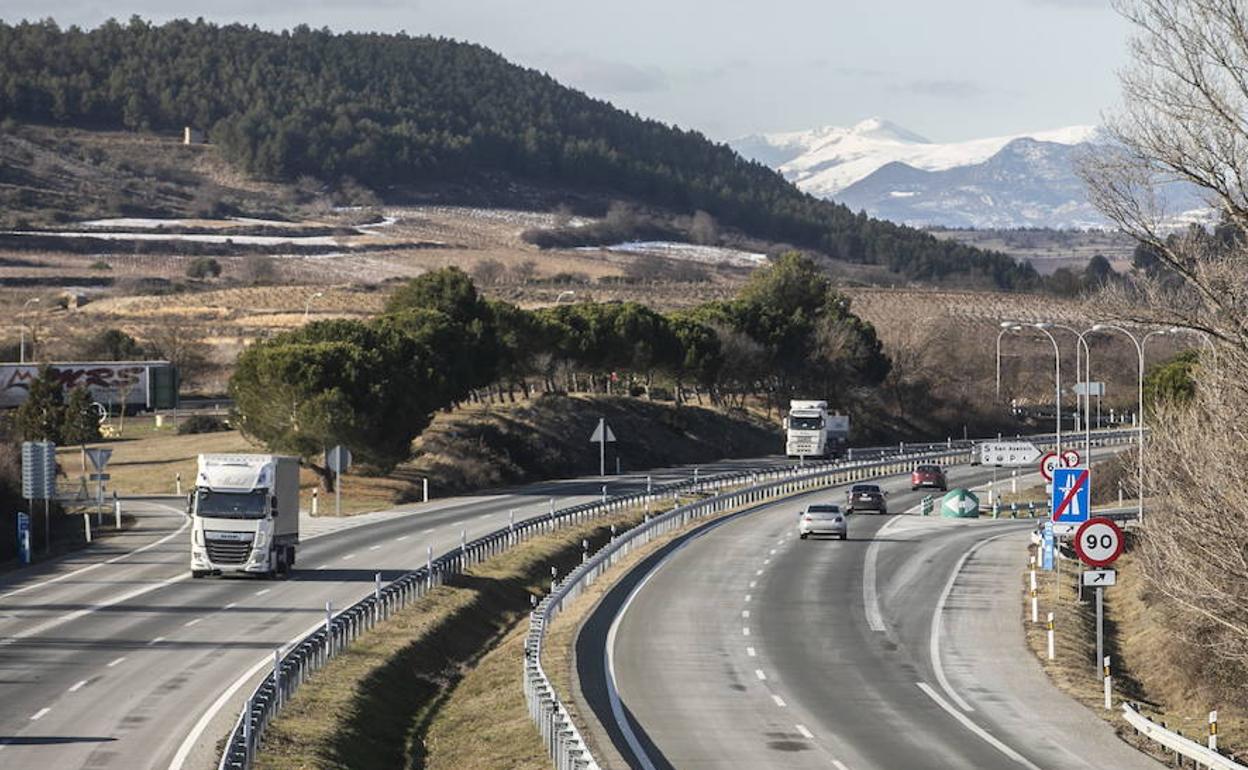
[71,394,779,515]
[253,498,674,769]
[1022,524,1247,760]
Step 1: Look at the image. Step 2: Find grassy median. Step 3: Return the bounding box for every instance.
[254,502,677,770]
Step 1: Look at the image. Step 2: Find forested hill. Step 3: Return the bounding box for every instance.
[0,18,1037,289]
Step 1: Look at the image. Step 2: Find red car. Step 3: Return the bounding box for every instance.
[911,464,947,492]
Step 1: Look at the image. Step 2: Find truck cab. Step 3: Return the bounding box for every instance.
[189,454,299,578]
[785,400,850,459]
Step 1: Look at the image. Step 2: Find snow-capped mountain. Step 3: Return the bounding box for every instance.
[732,118,1113,228]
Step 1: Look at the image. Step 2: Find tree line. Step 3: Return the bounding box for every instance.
[0,17,1037,290]
[229,254,890,485]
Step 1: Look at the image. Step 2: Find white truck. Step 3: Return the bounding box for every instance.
[784,400,850,459]
[189,454,300,578]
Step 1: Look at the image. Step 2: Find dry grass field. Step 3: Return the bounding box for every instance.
[930,228,1136,275]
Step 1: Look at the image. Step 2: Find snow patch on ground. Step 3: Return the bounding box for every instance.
[5,230,347,247]
[582,241,768,268]
[79,218,191,228]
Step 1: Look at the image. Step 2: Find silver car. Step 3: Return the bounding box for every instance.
[799,503,847,540]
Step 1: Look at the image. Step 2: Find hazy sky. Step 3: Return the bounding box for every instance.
[1,0,1132,142]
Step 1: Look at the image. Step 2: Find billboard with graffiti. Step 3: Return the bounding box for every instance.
[0,362,178,410]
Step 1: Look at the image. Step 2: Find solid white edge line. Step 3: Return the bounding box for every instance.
[930,530,1016,713]
[863,516,904,632]
[832,760,851,770]
[107,657,125,668]
[167,616,327,770]
[916,682,1041,770]
[0,506,189,602]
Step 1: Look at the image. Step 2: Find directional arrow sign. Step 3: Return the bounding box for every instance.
[590,420,616,443]
[979,441,1041,467]
[940,488,980,519]
[1081,569,1117,586]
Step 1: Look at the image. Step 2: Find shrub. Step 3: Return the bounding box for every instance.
[89,259,112,270]
[176,414,229,434]
[186,257,222,279]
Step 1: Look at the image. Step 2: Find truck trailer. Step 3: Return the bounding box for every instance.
[0,361,178,412]
[189,454,300,578]
[784,400,850,459]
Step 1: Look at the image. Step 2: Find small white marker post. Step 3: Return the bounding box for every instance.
[113,492,121,529]
[422,477,429,503]
[374,572,381,604]
[1029,557,1038,623]
[1047,612,1055,660]
[426,545,433,588]
[1012,470,1018,494]
[601,484,607,504]
[311,488,318,516]
[175,472,182,496]
[83,514,92,543]
[1103,655,1112,710]
[273,648,282,709]
[325,601,333,656]
[1210,710,1218,752]
[646,475,652,514]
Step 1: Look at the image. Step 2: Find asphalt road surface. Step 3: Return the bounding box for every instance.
[0,454,792,770]
[578,459,1161,769]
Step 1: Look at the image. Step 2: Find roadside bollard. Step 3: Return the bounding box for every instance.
[1210,710,1218,752]
[83,514,92,543]
[1028,501,1037,518]
[1047,613,1055,660]
[113,492,121,529]
[1030,558,1038,623]
[311,488,319,516]
[1011,502,1019,518]
[582,539,589,563]
[992,501,1000,519]
[1103,656,1112,710]
[175,472,182,496]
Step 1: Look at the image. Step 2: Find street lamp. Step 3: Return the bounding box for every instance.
[995,322,1023,401]
[1088,324,1172,523]
[1048,323,1094,463]
[555,290,576,304]
[303,291,325,320]
[19,297,40,364]
[1029,323,1063,456]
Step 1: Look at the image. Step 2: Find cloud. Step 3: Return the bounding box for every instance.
[533,52,668,94]
[889,79,986,99]
[1026,0,1108,7]
[809,59,888,78]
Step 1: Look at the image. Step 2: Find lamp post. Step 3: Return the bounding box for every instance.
[303,291,324,320]
[1028,323,1063,457]
[995,322,1023,401]
[1049,323,1094,463]
[555,290,576,304]
[1089,324,1171,523]
[19,297,40,364]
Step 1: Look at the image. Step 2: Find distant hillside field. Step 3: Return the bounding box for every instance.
[0,18,1037,290]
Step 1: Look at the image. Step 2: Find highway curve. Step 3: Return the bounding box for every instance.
[0,455,780,770]
[577,460,1162,769]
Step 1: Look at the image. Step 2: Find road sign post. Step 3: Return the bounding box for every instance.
[326,446,353,517]
[590,418,616,477]
[1075,517,1124,677]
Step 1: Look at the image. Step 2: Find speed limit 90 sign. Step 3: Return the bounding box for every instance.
[1074,517,1124,567]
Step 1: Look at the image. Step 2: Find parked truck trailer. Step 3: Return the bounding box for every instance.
[0,361,178,412]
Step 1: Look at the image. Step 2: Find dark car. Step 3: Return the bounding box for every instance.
[847,483,888,514]
[911,464,948,491]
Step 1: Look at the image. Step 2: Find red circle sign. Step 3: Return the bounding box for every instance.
[1061,449,1081,468]
[1074,517,1124,567]
[1039,452,1059,481]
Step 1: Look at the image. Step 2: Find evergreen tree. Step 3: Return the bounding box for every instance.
[14,365,65,443]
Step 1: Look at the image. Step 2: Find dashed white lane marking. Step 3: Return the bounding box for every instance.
[754,669,767,681]
[764,558,771,565]
[68,679,88,693]
[795,724,814,739]
[832,761,850,770]
[742,610,750,619]
[255,588,270,596]
[30,708,50,721]
[743,627,751,636]
[149,637,165,646]
[755,569,764,576]
[342,553,356,560]
[224,603,237,610]
[479,513,492,519]
[745,594,752,602]
[746,646,756,657]
[749,581,757,588]
[316,565,328,570]
[369,545,382,551]
[397,534,409,541]
[106,656,125,668]
[916,682,1041,770]
[769,548,777,555]
[184,618,202,628]
[772,694,787,707]
[422,528,435,534]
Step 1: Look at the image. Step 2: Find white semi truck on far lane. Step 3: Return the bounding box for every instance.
[190,454,300,578]
[784,400,850,459]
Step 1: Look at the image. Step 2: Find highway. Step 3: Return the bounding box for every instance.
[0,455,784,770]
[577,460,1162,769]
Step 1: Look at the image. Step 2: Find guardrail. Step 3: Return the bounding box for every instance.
[216,428,1135,770]
[1122,704,1246,770]
[524,429,1137,770]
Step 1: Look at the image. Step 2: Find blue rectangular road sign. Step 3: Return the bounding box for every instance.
[16,512,30,564]
[1042,521,1055,571]
[1051,467,1091,524]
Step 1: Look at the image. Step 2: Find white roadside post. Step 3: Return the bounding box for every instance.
[1047,612,1055,660]
[422,477,429,503]
[311,487,318,516]
[113,491,121,529]
[176,472,182,496]
[1103,655,1112,710]
[1210,710,1218,752]
[326,446,352,518]
[1030,557,1038,623]
[325,600,333,656]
